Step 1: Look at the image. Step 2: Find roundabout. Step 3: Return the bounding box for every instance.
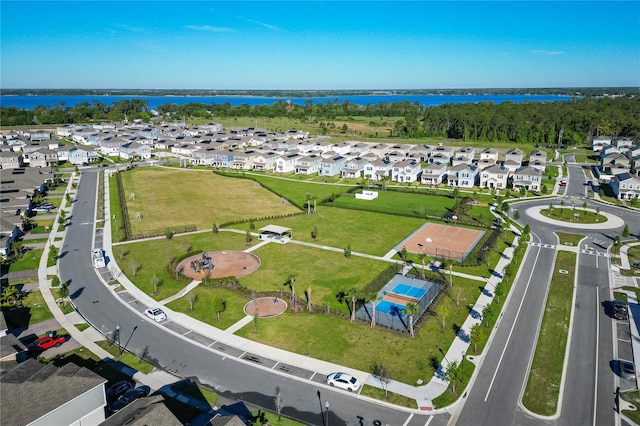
[525,205,625,229]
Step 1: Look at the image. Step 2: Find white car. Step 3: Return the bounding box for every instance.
[144,307,167,322]
[326,372,361,392]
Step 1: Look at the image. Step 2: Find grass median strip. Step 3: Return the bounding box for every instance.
[522,251,575,416]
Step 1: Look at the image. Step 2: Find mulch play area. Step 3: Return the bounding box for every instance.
[178,250,260,280]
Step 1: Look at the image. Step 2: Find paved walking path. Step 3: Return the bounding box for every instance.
[160,280,201,305]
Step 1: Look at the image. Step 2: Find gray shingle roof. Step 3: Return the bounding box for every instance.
[0,358,106,425]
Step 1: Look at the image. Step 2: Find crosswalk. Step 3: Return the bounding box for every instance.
[529,241,609,257]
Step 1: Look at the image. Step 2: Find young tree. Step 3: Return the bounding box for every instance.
[482,304,496,328]
[403,302,420,337]
[187,292,198,311]
[344,244,352,258]
[59,281,70,308]
[494,281,505,305]
[623,224,630,238]
[245,230,253,245]
[311,225,318,241]
[51,275,61,288]
[274,386,283,420]
[151,275,161,295]
[418,252,427,279]
[370,360,393,397]
[212,297,227,321]
[445,361,463,394]
[470,323,484,353]
[560,200,565,212]
[513,210,520,221]
[501,201,509,213]
[305,194,312,215]
[212,223,218,234]
[130,259,138,277]
[436,304,449,330]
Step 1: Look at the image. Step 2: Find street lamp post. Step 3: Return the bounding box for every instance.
[115,324,121,354]
[325,400,330,426]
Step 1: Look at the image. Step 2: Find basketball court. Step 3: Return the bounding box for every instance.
[398,222,485,261]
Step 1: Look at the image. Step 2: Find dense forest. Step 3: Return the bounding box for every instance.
[1,96,639,146]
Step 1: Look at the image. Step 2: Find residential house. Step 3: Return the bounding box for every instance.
[100,138,129,157]
[212,150,236,168]
[407,145,431,162]
[592,135,613,151]
[392,159,421,183]
[0,358,107,426]
[320,156,347,177]
[429,146,455,164]
[475,158,496,169]
[448,164,479,189]
[230,151,257,170]
[341,157,369,179]
[28,149,59,168]
[610,173,640,200]
[512,166,543,192]
[363,159,391,182]
[68,146,100,165]
[0,151,23,169]
[295,154,322,175]
[275,153,301,173]
[420,162,448,185]
[120,142,152,160]
[480,164,509,189]
[451,155,473,167]
[614,137,635,153]
[0,216,23,258]
[455,147,476,163]
[479,148,500,163]
[601,152,630,175]
[253,152,280,171]
[505,148,524,165]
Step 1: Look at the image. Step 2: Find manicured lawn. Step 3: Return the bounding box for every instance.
[621,390,640,424]
[328,190,455,218]
[96,340,155,374]
[30,219,55,234]
[541,207,606,224]
[119,167,301,234]
[522,251,575,416]
[235,275,482,385]
[555,232,585,247]
[109,174,126,243]
[2,289,54,328]
[9,248,43,272]
[118,231,253,302]
[224,171,352,208]
[431,359,475,408]
[251,206,425,257]
[360,385,417,409]
[239,243,390,314]
[166,286,250,330]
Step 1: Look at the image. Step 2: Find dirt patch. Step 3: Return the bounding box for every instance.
[178,251,260,280]
[243,297,287,318]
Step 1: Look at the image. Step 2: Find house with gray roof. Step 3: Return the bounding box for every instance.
[68,146,100,165]
[0,150,23,169]
[421,162,448,185]
[480,164,509,189]
[341,157,370,179]
[610,173,640,200]
[392,159,421,183]
[0,358,107,426]
[253,152,280,171]
[480,147,500,162]
[320,155,347,177]
[363,159,391,181]
[512,166,543,192]
[28,149,59,168]
[447,164,479,189]
[592,135,613,151]
[295,154,322,175]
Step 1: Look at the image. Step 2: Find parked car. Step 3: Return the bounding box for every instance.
[144,307,167,322]
[109,386,151,412]
[32,206,51,213]
[620,360,635,380]
[326,372,361,392]
[106,380,135,403]
[26,332,66,352]
[559,180,567,187]
[613,300,629,320]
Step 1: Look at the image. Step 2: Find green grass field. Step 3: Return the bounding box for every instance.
[9,248,43,272]
[119,168,301,234]
[328,190,456,218]
[522,251,575,416]
[541,207,606,224]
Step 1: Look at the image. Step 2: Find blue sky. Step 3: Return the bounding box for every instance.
[1,1,639,89]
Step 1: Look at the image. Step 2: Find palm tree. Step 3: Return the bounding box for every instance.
[59,282,69,308]
[403,302,419,337]
[305,194,312,215]
[346,287,362,322]
[417,252,427,279]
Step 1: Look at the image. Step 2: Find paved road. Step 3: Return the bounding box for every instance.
[59,169,450,426]
[454,160,624,426]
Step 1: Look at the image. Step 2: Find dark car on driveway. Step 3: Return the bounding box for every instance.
[106,380,135,403]
[109,385,151,413]
[613,300,629,320]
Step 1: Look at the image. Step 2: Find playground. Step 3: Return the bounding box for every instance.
[178,250,261,280]
[399,222,485,262]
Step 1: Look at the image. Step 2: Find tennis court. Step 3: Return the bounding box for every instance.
[376,300,406,316]
[392,283,427,299]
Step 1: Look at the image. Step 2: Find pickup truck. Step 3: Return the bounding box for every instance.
[27,332,67,352]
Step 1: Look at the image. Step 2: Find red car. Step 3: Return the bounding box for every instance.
[27,333,66,352]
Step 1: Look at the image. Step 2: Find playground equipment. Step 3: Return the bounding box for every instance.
[190,252,214,276]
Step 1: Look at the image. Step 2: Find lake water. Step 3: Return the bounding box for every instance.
[0,93,572,110]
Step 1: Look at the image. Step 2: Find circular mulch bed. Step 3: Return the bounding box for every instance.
[178,250,260,280]
[243,297,288,318]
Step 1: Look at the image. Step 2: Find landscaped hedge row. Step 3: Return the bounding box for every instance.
[218,211,305,229]
[130,224,197,241]
[115,171,132,240]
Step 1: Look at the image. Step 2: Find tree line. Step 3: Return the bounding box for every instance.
[1,96,638,145]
